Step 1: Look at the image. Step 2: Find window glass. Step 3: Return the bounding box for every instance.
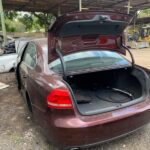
[49,50,131,73]
[23,43,37,68]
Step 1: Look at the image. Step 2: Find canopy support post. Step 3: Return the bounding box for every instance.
[0,0,7,46]
[124,0,132,14]
[79,0,82,11]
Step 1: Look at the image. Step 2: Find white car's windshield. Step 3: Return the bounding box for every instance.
[49,50,131,73]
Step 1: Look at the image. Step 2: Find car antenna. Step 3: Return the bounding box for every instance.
[56,48,67,81]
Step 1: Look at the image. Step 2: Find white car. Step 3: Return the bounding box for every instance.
[0,38,29,73]
[0,53,17,72]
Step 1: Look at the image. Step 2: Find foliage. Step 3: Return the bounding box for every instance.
[18,13,34,31]
[4,11,26,32]
[0,11,55,33]
[18,12,55,32]
[1,8,148,33]
[5,11,18,20]
[5,19,26,32]
[32,13,55,32]
[138,8,150,18]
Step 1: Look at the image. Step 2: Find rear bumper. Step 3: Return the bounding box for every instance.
[46,98,150,149]
[68,124,145,150]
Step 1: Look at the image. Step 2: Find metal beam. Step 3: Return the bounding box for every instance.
[2,0,150,15]
[0,0,7,46]
[46,0,68,13]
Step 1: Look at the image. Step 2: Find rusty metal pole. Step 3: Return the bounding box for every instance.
[0,0,7,46]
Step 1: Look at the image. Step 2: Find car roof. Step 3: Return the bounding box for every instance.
[32,38,48,54]
[32,38,47,46]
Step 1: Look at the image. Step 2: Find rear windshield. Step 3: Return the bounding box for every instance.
[49,51,131,74]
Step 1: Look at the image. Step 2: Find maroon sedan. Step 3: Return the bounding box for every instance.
[16,11,150,149]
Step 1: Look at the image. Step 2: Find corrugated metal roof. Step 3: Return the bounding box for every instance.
[2,0,150,15]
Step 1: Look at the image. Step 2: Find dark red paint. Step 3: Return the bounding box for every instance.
[16,11,150,149]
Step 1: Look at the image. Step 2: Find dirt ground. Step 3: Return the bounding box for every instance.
[0,48,150,150]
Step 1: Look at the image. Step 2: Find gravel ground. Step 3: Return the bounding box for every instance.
[0,48,150,150]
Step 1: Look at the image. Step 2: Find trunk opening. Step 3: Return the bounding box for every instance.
[66,67,149,115]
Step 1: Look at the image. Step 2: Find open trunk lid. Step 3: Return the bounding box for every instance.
[48,11,133,62]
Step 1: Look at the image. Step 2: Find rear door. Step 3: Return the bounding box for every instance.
[19,43,37,90]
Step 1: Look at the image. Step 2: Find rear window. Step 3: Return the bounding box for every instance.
[49,50,131,74]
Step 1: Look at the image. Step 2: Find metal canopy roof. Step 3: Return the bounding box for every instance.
[2,0,150,15]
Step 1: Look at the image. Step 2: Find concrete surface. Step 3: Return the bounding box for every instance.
[0,48,150,150]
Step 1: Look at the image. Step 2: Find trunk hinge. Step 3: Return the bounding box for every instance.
[121,44,135,68]
[56,48,67,81]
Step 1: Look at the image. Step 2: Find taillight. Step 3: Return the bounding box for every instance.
[47,89,73,109]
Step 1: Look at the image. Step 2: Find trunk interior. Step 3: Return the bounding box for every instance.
[67,67,149,115]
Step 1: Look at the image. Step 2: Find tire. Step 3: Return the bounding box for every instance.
[16,66,21,90]
[25,92,33,113]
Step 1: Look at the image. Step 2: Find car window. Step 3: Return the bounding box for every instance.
[22,43,37,68]
[49,50,131,73]
[18,43,28,60]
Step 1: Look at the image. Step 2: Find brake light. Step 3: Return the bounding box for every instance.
[47,89,73,109]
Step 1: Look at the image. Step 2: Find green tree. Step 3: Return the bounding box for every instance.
[32,13,55,32]
[18,12,55,32]
[18,14,34,31]
[138,8,150,18]
[5,11,18,20]
[1,11,55,33]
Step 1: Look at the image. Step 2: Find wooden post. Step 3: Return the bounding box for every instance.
[0,0,7,46]
[79,0,82,11]
[124,0,132,14]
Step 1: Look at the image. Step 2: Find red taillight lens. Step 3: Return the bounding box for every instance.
[47,89,73,109]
